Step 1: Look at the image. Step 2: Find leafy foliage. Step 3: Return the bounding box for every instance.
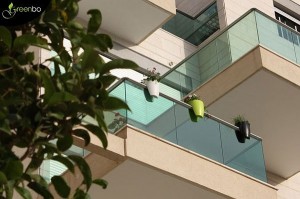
[184,94,200,103]
[0,0,138,198]
[142,67,160,82]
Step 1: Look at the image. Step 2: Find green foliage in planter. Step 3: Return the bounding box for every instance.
[0,0,138,198]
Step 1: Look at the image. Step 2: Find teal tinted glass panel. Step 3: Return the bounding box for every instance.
[123,81,176,137]
[220,124,267,181]
[162,3,219,45]
[227,11,258,62]
[220,124,258,163]
[162,11,259,98]
[108,79,267,182]
[255,11,297,62]
[226,142,267,182]
[292,32,300,63]
[175,105,223,162]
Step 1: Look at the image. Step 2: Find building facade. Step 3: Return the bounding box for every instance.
[40,0,300,198]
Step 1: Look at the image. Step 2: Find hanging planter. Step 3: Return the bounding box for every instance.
[233,115,251,143]
[142,67,161,98]
[188,108,199,122]
[184,94,205,119]
[145,80,159,97]
[143,88,154,102]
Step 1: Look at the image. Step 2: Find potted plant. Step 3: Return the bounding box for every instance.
[233,115,251,143]
[142,67,160,97]
[184,94,205,118]
[108,112,126,133]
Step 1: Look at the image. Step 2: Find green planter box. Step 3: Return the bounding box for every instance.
[187,99,204,118]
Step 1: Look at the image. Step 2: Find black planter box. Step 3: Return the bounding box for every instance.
[235,121,251,143]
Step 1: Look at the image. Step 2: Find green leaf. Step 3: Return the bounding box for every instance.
[102,96,130,111]
[28,182,53,199]
[0,171,7,184]
[0,56,12,66]
[100,75,117,89]
[4,159,23,180]
[40,69,56,101]
[57,134,73,152]
[68,103,95,117]
[82,34,112,52]
[68,20,84,30]
[73,129,91,146]
[87,9,101,34]
[100,59,138,75]
[81,47,103,72]
[47,91,79,105]
[13,34,49,52]
[5,181,14,199]
[93,179,108,189]
[95,34,113,49]
[58,49,72,69]
[52,155,75,173]
[8,3,13,11]
[74,189,90,199]
[15,186,32,199]
[83,124,107,149]
[65,1,79,21]
[28,174,48,188]
[95,110,108,132]
[68,155,92,189]
[51,176,70,198]
[0,26,12,48]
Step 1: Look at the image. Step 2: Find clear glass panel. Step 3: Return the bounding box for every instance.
[162,3,219,46]
[291,31,300,64]
[175,105,223,163]
[124,81,177,138]
[220,124,267,182]
[226,141,267,182]
[108,79,267,182]
[256,11,297,62]
[163,11,259,97]
[227,11,259,62]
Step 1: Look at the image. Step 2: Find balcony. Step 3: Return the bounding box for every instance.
[162,2,219,46]
[161,8,300,99]
[42,80,277,199]
[160,8,300,178]
[106,78,267,182]
[77,0,176,44]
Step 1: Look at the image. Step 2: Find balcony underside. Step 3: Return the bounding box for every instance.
[195,45,300,178]
[77,0,176,44]
[51,126,276,199]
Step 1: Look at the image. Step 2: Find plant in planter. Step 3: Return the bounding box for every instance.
[184,94,205,119]
[233,115,251,143]
[142,67,160,98]
[107,112,126,133]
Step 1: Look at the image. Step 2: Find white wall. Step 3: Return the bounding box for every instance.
[268,172,300,198]
[112,29,197,70]
[218,0,275,28]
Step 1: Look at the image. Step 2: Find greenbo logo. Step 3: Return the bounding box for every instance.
[0,0,51,26]
[2,3,42,19]
[2,3,16,19]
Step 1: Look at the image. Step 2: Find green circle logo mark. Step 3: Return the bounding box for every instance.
[2,3,16,19]
[0,1,51,26]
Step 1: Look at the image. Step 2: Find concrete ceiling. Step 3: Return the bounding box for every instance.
[77,0,175,44]
[88,159,227,199]
[207,69,300,178]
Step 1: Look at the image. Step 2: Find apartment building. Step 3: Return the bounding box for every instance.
[40,0,300,198]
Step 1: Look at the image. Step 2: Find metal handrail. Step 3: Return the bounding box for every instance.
[108,78,262,140]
